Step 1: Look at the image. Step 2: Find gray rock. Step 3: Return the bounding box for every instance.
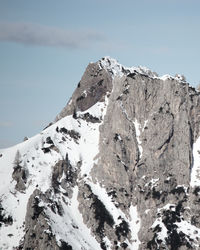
[20,189,60,250]
[55,62,112,121]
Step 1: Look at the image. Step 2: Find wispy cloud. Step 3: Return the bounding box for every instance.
[0,121,13,128]
[0,22,106,49]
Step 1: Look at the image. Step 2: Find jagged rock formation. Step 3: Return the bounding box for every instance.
[1,57,200,249]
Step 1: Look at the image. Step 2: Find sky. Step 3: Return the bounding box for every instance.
[0,0,200,148]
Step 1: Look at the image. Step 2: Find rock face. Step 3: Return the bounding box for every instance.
[1,57,200,250]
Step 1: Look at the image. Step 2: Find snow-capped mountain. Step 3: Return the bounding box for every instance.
[1,57,200,250]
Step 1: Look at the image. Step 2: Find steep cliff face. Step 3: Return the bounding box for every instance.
[1,57,200,250]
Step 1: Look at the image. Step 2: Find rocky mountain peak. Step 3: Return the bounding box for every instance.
[0,57,200,250]
[55,57,188,123]
[98,56,188,84]
[98,56,158,79]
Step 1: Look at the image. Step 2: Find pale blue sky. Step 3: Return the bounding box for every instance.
[0,0,200,148]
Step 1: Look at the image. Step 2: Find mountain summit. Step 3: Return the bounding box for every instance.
[1,57,200,250]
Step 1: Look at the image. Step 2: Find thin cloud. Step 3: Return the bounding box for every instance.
[0,22,106,48]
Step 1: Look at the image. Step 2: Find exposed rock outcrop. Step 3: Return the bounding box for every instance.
[1,57,200,250]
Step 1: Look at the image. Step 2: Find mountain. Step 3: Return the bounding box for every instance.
[1,57,200,250]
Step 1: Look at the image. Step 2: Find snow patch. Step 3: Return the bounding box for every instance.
[48,186,101,250]
[176,220,200,247]
[191,136,200,187]
[151,218,168,243]
[157,203,176,213]
[88,181,126,224]
[129,205,141,250]
[103,236,112,250]
[78,97,108,176]
[145,178,159,188]
[133,120,143,158]
[145,209,150,214]
[160,74,173,81]
[142,120,148,131]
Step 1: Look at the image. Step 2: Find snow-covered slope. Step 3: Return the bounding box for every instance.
[1,57,200,250]
[0,99,109,249]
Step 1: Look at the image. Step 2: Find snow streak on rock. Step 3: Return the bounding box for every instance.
[191,136,200,187]
[47,186,101,250]
[129,205,141,249]
[133,119,143,159]
[88,181,141,249]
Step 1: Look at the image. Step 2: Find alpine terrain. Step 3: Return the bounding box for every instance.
[1,57,200,250]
